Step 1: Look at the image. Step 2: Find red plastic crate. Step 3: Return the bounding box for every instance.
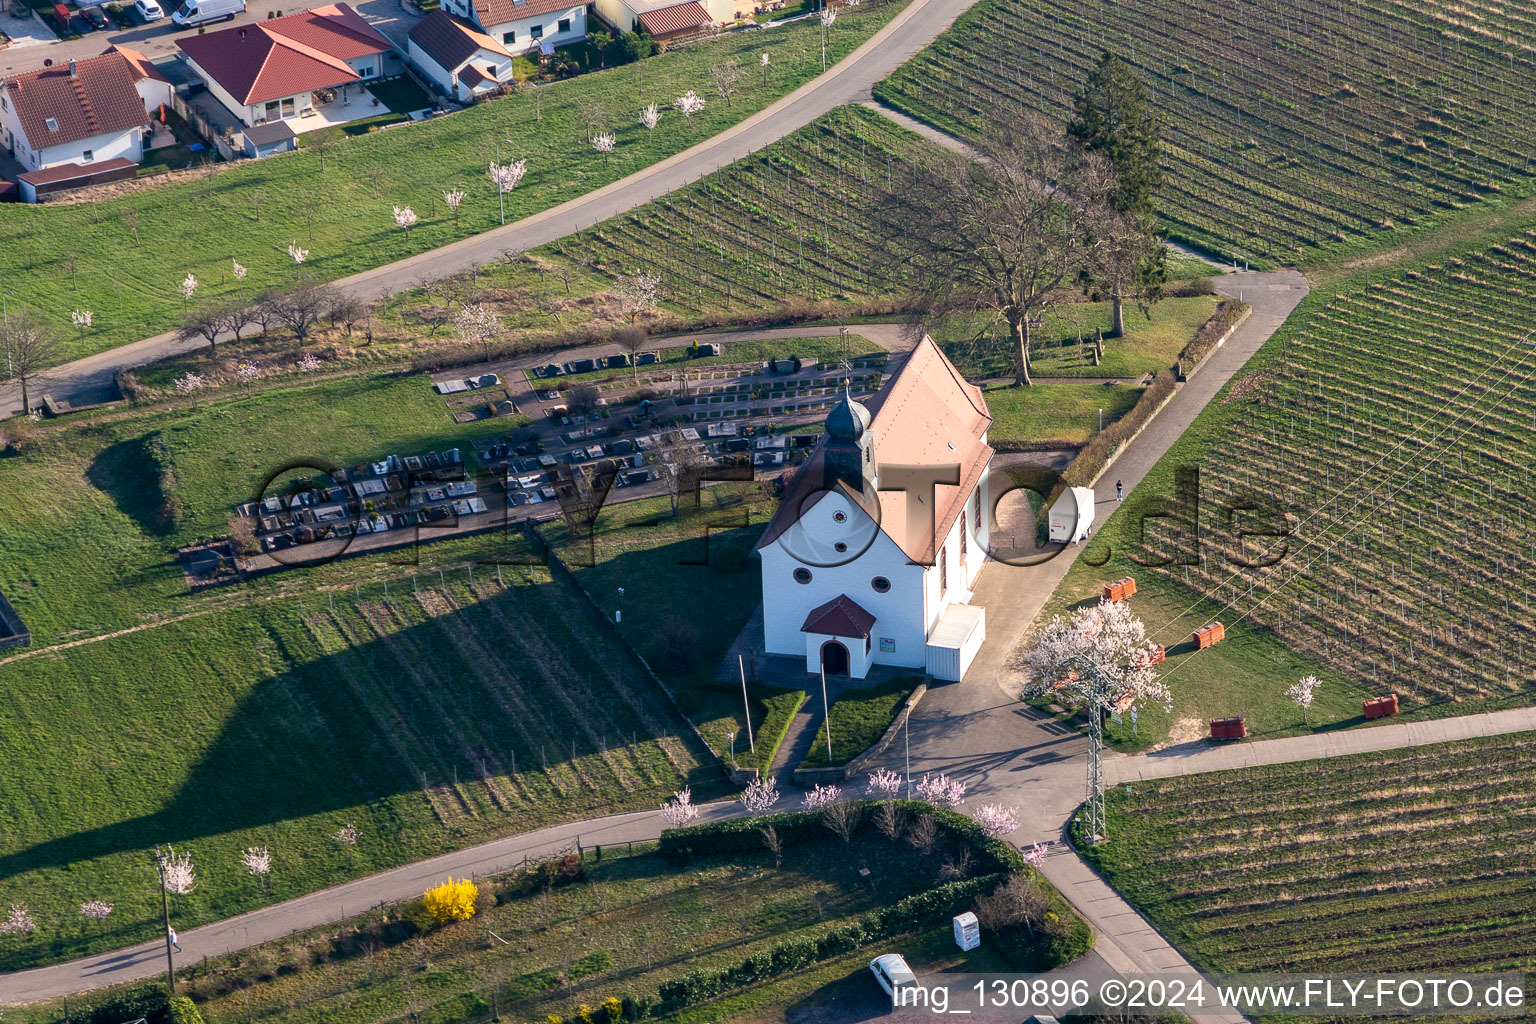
[1209,716,1247,741]
[1193,622,1225,649]
[1363,694,1399,719]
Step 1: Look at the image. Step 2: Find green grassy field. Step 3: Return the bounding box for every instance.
[538,490,803,773]
[984,380,1145,446]
[8,0,907,367]
[0,372,514,644]
[10,810,1087,1024]
[873,0,1536,267]
[1042,225,1536,751]
[933,296,1219,380]
[800,677,922,769]
[1082,733,1536,996]
[0,572,721,971]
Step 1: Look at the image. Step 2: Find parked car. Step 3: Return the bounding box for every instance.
[81,5,108,27]
[171,0,241,23]
[133,0,165,20]
[869,954,914,999]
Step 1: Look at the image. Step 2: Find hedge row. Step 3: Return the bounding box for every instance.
[655,875,996,1011]
[658,801,1025,876]
[1176,298,1249,368]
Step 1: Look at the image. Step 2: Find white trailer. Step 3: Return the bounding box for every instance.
[1047,487,1096,544]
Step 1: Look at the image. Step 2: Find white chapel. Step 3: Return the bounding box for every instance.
[756,336,992,682]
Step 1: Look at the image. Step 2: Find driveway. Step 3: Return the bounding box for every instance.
[1,0,979,418]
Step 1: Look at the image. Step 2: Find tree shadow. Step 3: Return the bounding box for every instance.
[0,578,716,882]
[85,435,173,539]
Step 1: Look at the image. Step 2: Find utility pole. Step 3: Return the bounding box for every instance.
[738,655,755,752]
[152,847,176,993]
[820,664,832,763]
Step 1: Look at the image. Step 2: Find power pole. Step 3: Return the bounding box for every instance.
[152,847,176,993]
[1084,702,1106,843]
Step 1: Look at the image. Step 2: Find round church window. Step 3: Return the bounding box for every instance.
[871,576,891,593]
[794,568,813,584]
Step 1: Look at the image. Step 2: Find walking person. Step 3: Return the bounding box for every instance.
[168,926,181,953]
[1115,479,1124,502]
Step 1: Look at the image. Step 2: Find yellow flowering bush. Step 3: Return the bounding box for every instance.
[422,877,480,924]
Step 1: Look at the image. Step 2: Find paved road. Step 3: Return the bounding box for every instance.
[0,0,974,419]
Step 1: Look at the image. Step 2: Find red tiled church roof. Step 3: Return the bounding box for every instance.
[176,3,391,106]
[757,336,993,566]
[801,594,877,639]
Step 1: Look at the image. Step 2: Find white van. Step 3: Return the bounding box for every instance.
[171,0,243,25]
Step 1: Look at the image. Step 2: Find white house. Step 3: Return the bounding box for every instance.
[177,4,397,128]
[435,0,585,57]
[407,10,514,102]
[593,0,720,41]
[756,336,993,682]
[1,47,172,175]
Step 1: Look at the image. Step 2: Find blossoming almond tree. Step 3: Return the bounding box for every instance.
[288,241,309,264]
[488,159,527,225]
[739,776,779,815]
[443,188,466,228]
[71,309,93,340]
[173,371,207,395]
[1,903,36,935]
[178,273,197,308]
[453,302,501,361]
[241,846,272,877]
[673,90,705,128]
[232,258,248,280]
[639,102,660,142]
[592,131,617,162]
[660,786,699,828]
[1287,674,1320,726]
[80,900,114,922]
[392,205,418,242]
[615,270,661,322]
[1017,599,1169,841]
[973,803,1020,839]
[161,847,196,895]
[915,772,966,808]
[297,352,322,373]
[802,782,840,810]
[865,767,903,799]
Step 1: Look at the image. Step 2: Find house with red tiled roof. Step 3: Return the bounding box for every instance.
[0,47,172,178]
[406,10,514,102]
[755,336,994,681]
[176,3,398,128]
[436,0,585,57]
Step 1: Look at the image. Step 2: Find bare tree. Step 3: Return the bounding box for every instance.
[1092,209,1165,339]
[178,299,230,357]
[308,131,336,172]
[120,209,140,246]
[270,280,337,342]
[1,309,64,415]
[709,60,743,106]
[904,812,938,855]
[758,824,783,869]
[882,116,1116,385]
[566,384,600,418]
[973,873,1051,939]
[821,801,861,845]
[248,290,280,337]
[612,325,649,383]
[326,292,368,336]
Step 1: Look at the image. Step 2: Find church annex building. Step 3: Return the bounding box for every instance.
[756,336,993,682]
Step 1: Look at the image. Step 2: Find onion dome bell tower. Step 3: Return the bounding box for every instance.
[823,383,876,495]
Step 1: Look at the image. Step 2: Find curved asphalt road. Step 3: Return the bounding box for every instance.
[0,0,973,420]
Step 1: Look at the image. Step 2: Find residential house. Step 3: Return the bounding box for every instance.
[406,10,514,102]
[755,337,993,682]
[593,0,722,41]
[177,3,398,128]
[436,0,585,57]
[1,46,173,176]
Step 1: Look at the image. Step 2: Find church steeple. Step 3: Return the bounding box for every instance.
[823,378,876,495]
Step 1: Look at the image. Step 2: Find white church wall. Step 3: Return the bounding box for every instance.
[761,488,927,670]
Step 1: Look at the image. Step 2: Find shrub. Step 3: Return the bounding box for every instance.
[168,995,207,1024]
[601,996,624,1023]
[422,877,480,924]
[72,983,166,1024]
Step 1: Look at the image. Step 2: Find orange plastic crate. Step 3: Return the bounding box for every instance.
[1193,622,1225,649]
[1102,577,1138,603]
[1363,694,1399,719]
